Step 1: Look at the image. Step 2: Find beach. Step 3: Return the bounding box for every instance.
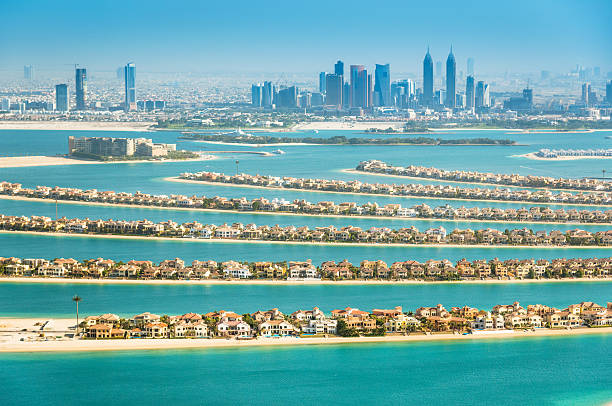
[293,121,406,131]
[0,155,215,169]
[0,318,610,353]
[166,177,612,208]
[1,276,610,286]
[0,121,156,132]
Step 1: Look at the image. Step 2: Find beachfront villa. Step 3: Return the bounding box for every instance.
[73,301,612,342]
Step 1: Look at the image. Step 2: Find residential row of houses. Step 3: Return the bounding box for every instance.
[82,301,612,340]
[2,256,611,280]
[179,171,612,205]
[2,181,611,224]
[356,159,612,192]
[2,214,610,247]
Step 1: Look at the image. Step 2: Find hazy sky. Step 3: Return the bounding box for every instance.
[1,0,610,75]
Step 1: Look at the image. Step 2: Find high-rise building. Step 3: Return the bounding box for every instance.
[334,60,344,77]
[24,65,34,80]
[445,47,456,108]
[582,83,591,106]
[523,88,533,108]
[55,84,69,111]
[467,57,474,76]
[276,86,298,108]
[606,81,612,104]
[124,63,136,111]
[262,81,273,107]
[475,81,490,109]
[350,65,369,108]
[319,72,327,93]
[374,64,391,107]
[422,48,434,106]
[342,82,350,109]
[75,67,87,110]
[251,83,263,106]
[1,98,10,111]
[325,74,343,107]
[465,75,475,110]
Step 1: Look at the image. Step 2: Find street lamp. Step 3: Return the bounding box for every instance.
[72,295,82,336]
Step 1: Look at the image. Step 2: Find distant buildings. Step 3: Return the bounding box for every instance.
[334,60,344,77]
[124,63,136,111]
[445,47,456,108]
[374,64,391,107]
[422,49,434,106]
[251,83,263,107]
[23,65,34,80]
[75,67,87,110]
[350,65,370,109]
[262,81,273,108]
[503,87,532,111]
[607,81,612,104]
[55,84,69,111]
[467,57,474,76]
[466,75,475,110]
[475,81,490,109]
[319,72,327,93]
[275,86,298,109]
[68,136,176,158]
[325,74,343,108]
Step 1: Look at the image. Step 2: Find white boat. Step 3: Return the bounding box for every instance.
[222,128,252,137]
[272,149,285,154]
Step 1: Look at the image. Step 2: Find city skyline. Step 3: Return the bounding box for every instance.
[1,1,610,74]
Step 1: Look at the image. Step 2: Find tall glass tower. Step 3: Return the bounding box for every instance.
[422,48,434,106]
[445,47,456,108]
[75,67,87,110]
[374,64,391,107]
[124,63,136,111]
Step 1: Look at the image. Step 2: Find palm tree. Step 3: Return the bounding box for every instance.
[72,295,82,336]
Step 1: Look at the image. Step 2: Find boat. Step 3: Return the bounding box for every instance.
[272,149,285,155]
[312,129,319,134]
[222,128,253,137]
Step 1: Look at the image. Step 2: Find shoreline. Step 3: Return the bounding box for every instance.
[517,152,612,161]
[2,195,611,227]
[0,155,215,169]
[342,169,607,194]
[1,326,611,353]
[0,229,609,250]
[0,121,156,132]
[165,177,612,208]
[1,276,610,286]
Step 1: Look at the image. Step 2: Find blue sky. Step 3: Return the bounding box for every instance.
[0,0,610,74]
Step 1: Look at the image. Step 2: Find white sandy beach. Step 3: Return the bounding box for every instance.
[2,194,610,227]
[0,155,215,169]
[1,276,609,286]
[0,121,156,132]
[293,121,406,131]
[165,177,612,208]
[0,229,609,250]
[0,318,609,353]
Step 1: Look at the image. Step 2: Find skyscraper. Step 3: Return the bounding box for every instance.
[251,84,263,106]
[55,84,69,111]
[582,83,591,106]
[606,81,612,104]
[523,88,533,109]
[334,60,344,77]
[325,74,343,108]
[475,81,489,109]
[467,57,474,76]
[24,65,34,80]
[374,64,391,107]
[262,81,273,107]
[124,63,136,111]
[75,67,87,110]
[445,47,456,108]
[465,75,475,110]
[422,48,434,106]
[319,72,327,93]
[350,65,369,108]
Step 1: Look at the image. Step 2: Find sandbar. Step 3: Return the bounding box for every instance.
[0,155,215,169]
[0,121,156,132]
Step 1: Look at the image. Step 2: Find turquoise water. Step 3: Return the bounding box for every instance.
[1,334,611,406]
[2,129,612,405]
[0,280,610,318]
